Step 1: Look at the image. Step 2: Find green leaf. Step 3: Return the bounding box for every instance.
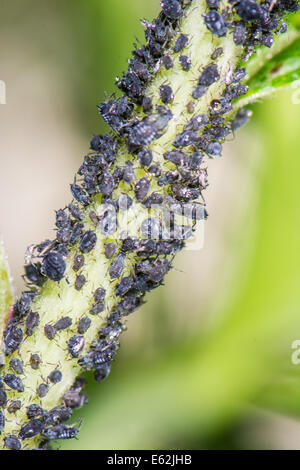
[237,36,300,108]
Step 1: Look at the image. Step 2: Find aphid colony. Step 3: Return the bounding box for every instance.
[0,0,298,450]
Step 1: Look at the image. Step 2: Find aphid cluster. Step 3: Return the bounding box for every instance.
[1,0,298,450]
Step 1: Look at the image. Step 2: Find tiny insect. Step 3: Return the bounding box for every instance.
[206,0,220,8]
[173,34,189,53]
[142,96,153,112]
[90,302,105,315]
[44,324,56,340]
[42,251,66,282]
[30,354,41,370]
[75,274,86,291]
[70,184,89,206]
[43,406,73,426]
[135,177,150,201]
[0,389,7,407]
[79,231,97,253]
[204,10,227,37]
[94,287,106,302]
[48,369,63,384]
[160,84,174,104]
[98,172,114,196]
[104,242,117,259]
[161,0,183,19]
[179,55,191,71]
[77,317,92,334]
[73,253,84,272]
[192,85,206,100]
[26,404,44,419]
[233,23,247,45]
[68,336,85,358]
[162,54,173,70]
[94,363,111,382]
[199,64,220,87]
[234,0,264,21]
[7,400,21,414]
[42,423,79,440]
[24,263,44,286]
[55,317,72,331]
[0,410,5,431]
[4,374,24,393]
[68,203,82,221]
[3,325,23,355]
[19,419,44,440]
[37,383,49,398]
[138,148,153,167]
[116,277,134,296]
[211,47,223,60]
[4,435,22,450]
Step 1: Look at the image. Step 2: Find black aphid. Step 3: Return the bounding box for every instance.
[206,0,220,8]
[13,292,32,318]
[164,150,187,165]
[211,47,223,60]
[0,410,5,432]
[42,424,79,440]
[116,277,134,296]
[138,148,153,167]
[44,324,56,340]
[233,23,247,45]
[173,130,197,147]
[55,316,72,331]
[7,400,21,414]
[199,64,220,87]
[135,177,150,201]
[231,108,252,131]
[75,274,86,291]
[162,55,174,69]
[0,389,7,407]
[192,85,206,99]
[37,383,49,398]
[94,363,111,382]
[70,184,89,206]
[68,336,85,358]
[179,55,191,71]
[73,253,84,272]
[160,84,174,104]
[68,203,82,221]
[19,419,44,440]
[77,317,92,335]
[48,369,63,384]
[79,231,97,253]
[26,404,44,419]
[24,263,44,286]
[90,302,105,315]
[105,242,117,259]
[43,406,72,426]
[25,312,40,337]
[123,161,134,183]
[206,141,222,156]
[70,222,84,245]
[98,172,114,196]
[161,0,183,19]
[30,354,41,370]
[4,435,22,450]
[42,251,66,282]
[109,253,125,279]
[142,96,153,113]
[4,324,23,355]
[204,10,227,36]
[94,287,106,302]
[234,0,264,21]
[173,34,189,53]
[56,209,71,229]
[4,374,24,393]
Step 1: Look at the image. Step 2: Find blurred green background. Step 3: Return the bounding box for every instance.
[1,0,300,450]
